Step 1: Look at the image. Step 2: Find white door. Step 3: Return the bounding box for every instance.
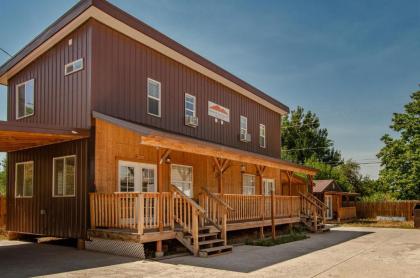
[263,179,275,195]
[171,164,193,198]
[118,161,157,225]
[118,161,157,193]
[325,195,333,220]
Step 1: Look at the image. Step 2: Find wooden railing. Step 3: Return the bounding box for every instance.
[338,207,356,220]
[170,185,204,255]
[199,187,234,244]
[299,192,327,231]
[213,194,301,223]
[89,192,173,235]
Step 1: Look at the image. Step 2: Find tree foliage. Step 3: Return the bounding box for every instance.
[377,91,420,200]
[281,106,342,165]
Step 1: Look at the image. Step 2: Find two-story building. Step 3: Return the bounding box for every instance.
[0,0,326,258]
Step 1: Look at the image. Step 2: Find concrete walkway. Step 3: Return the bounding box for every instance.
[0,227,419,277]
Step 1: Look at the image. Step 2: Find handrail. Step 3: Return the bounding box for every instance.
[201,187,234,211]
[298,192,323,211]
[306,193,328,209]
[170,184,206,215]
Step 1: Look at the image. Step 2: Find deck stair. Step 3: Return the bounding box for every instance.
[299,192,330,233]
[171,185,233,257]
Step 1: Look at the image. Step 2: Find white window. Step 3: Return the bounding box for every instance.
[15,161,33,198]
[171,164,193,197]
[242,174,255,195]
[240,116,248,134]
[263,178,275,195]
[16,79,35,119]
[185,94,196,117]
[118,161,156,192]
[53,155,76,197]
[147,78,161,117]
[259,124,266,148]
[64,58,84,75]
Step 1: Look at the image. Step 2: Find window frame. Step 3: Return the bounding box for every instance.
[15,161,34,198]
[147,78,161,117]
[263,178,275,196]
[15,79,35,120]
[170,164,193,197]
[52,155,77,198]
[242,173,256,195]
[259,124,266,148]
[64,58,84,76]
[240,115,248,134]
[184,93,196,118]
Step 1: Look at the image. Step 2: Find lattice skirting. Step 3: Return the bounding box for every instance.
[86,237,145,259]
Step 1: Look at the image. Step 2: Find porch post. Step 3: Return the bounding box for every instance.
[287,171,293,217]
[213,158,230,194]
[156,148,170,258]
[256,165,266,239]
[271,190,275,240]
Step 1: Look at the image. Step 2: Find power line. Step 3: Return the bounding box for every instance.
[282,146,332,152]
[281,122,321,129]
[0,47,12,58]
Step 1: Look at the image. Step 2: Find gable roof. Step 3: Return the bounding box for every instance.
[0,0,289,115]
[313,179,342,193]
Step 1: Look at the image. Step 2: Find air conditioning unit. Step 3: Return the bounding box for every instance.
[185,115,199,127]
[240,130,251,142]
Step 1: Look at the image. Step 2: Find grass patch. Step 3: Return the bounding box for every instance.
[246,232,308,247]
[340,219,414,229]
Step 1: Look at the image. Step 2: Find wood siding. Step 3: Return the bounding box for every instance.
[7,23,92,129]
[91,20,281,158]
[7,139,89,238]
[95,120,304,198]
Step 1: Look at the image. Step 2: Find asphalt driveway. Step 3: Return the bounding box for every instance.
[0,227,419,277]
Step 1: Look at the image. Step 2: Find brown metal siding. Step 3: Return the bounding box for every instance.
[7,139,89,239]
[7,23,92,129]
[91,20,281,158]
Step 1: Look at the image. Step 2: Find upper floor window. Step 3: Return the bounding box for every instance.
[259,124,266,148]
[240,116,251,142]
[16,79,34,119]
[53,155,76,197]
[185,94,198,127]
[242,174,255,195]
[15,161,33,198]
[147,78,161,117]
[65,58,84,75]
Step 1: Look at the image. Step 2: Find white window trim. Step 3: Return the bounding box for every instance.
[170,164,193,197]
[240,115,248,134]
[147,78,161,117]
[242,173,256,195]
[64,58,84,76]
[117,160,157,192]
[259,124,266,148]
[15,79,35,120]
[185,93,196,117]
[15,161,34,198]
[52,155,77,198]
[263,178,275,195]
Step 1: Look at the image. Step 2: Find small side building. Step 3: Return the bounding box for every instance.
[313,180,358,222]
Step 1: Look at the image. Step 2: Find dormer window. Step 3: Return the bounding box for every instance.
[16,79,35,119]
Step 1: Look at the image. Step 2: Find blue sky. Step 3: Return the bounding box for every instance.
[1,0,420,178]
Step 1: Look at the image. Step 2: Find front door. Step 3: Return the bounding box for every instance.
[325,195,333,220]
[263,178,275,195]
[118,161,157,225]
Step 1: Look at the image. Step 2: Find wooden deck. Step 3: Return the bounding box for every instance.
[88,190,326,255]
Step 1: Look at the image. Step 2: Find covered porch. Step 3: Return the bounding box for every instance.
[89,112,323,256]
[324,191,359,222]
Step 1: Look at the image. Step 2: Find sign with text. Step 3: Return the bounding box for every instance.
[208,101,230,123]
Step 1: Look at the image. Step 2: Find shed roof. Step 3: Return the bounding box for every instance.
[0,0,289,115]
[313,179,336,193]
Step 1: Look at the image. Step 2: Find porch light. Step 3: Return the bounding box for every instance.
[240,164,246,173]
[165,155,172,164]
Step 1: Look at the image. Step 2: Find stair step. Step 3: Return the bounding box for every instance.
[184,232,219,240]
[198,239,225,246]
[199,245,233,257]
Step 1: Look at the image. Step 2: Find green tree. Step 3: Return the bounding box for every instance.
[282,106,342,165]
[377,91,420,200]
[0,157,6,195]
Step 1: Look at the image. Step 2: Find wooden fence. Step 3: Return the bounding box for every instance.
[0,196,6,228]
[356,201,419,221]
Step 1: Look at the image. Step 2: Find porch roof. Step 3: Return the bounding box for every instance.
[93,111,318,176]
[0,121,90,152]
